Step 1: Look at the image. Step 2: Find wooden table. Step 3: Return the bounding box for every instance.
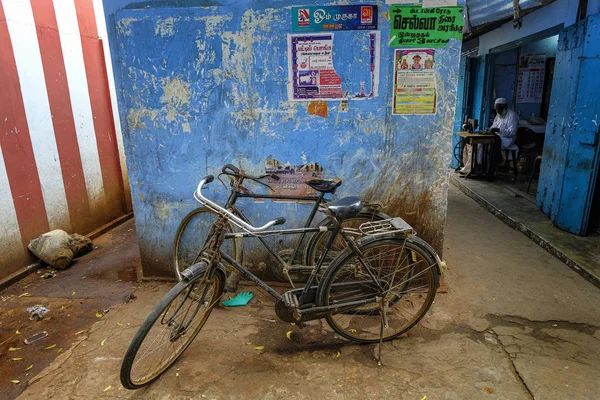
[455,132,498,180]
[455,131,497,143]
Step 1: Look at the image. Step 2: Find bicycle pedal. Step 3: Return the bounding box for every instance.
[283,291,300,309]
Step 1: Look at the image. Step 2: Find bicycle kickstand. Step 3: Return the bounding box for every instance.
[377,300,388,367]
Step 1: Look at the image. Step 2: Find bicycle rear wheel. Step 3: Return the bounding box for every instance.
[120,267,224,389]
[173,207,240,280]
[318,236,439,343]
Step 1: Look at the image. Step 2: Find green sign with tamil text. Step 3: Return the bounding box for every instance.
[389,6,464,48]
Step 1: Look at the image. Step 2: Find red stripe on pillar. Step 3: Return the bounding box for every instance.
[74,0,125,215]
[30,0,91,233]
[0,1,50,246]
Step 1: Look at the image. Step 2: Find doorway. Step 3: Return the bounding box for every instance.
[486,35,559,197]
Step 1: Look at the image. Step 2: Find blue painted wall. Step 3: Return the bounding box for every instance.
[104,0,463,278]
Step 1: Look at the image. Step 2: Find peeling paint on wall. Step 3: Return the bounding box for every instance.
[154,16,175,37]
[109,1,463,278]
[116,17,137,36]
[160,77,190,122]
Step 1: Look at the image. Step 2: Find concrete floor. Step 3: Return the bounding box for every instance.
[451,173,600,287]
[6,186,600,399]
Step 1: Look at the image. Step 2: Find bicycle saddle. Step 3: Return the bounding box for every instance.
[327,196,363,219]
[306,179,342,194]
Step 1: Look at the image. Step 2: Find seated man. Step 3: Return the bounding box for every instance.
[459,98,519,177]
[489,98,519,167]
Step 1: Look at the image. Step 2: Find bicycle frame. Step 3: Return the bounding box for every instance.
[196,174,387,317]
[219,173,331,269]
[219,224,382,315]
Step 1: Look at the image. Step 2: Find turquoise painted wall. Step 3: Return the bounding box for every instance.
[104,0,464,278]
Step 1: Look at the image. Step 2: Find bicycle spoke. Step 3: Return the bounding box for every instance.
[125,273,222,387]
[324,239,438,342]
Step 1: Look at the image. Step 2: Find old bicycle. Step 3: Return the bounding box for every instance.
[120,174,443,389]
[174,164,390,284]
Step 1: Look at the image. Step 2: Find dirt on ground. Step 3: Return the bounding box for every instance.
[4,187,600,399]
[0,220,139,400]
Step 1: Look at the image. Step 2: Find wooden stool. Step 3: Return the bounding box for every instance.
[502,149,518,179]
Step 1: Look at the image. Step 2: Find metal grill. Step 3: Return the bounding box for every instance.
[359,217,414,236]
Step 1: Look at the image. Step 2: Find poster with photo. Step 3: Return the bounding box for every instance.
[516,53,546,104]
[287,32,380,101]
[392,49,437,115]
[263,158,324,200]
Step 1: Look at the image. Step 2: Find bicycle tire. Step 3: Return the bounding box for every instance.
[317,235,439,343]
[303,210,390,267]
[173,207,241,281]
[120,267,225,389]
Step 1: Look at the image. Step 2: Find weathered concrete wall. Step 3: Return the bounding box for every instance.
[105,0,463,278]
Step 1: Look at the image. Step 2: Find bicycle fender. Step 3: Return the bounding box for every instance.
[406,235,445,276]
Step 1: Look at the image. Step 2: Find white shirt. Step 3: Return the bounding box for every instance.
[491,109,519,149]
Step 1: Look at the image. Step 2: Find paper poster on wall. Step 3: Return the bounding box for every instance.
[516,53,546,104]
[392,49,437,115]
[287,32,380,101]
[292,6,378,32]
[264,158,324,200]
[389,5,464,48]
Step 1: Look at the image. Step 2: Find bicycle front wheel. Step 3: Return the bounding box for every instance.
[173,207,240,280]
[120,268,224,389]
[318,236,439,343]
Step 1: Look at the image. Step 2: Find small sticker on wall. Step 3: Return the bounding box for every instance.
[340,98,349,113]
[308,101,329,118]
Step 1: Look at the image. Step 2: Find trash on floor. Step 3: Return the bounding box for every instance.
[222,291,254,307]
[26,306,50,321]
[40,270,57,279]
[24,331,48,345]
[70,233,93,257]
[95,307,112,318]
[28,230,94,269]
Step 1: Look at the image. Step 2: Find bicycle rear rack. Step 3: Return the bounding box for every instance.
[357,217,415,236]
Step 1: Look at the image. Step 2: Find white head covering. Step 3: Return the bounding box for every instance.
[495,98,508,105]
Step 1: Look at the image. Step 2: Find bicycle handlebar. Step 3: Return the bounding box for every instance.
[222,164,240,175]
[194,175,286,233]
[221,164,280,182]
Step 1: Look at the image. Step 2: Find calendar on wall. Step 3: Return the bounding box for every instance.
[516,53,546,104]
